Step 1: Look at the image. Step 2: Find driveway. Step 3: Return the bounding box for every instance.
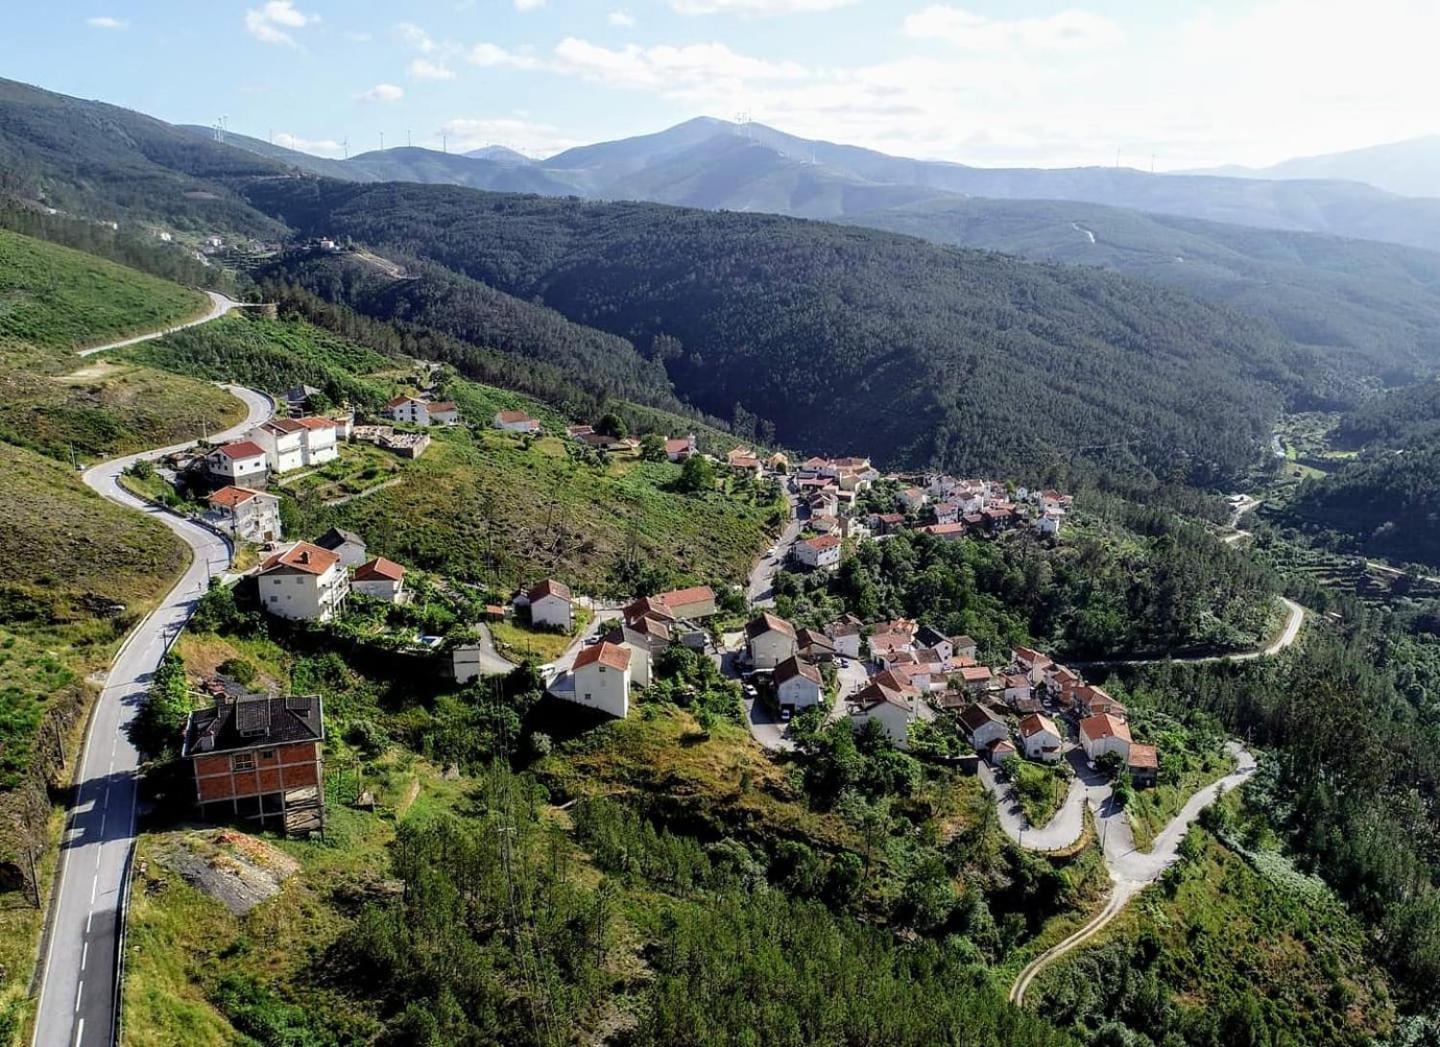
[33,383,271,1047]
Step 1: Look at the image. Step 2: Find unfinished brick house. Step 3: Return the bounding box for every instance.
[180,692,325,835]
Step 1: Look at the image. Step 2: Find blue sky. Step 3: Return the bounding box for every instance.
[4,1,1436,168]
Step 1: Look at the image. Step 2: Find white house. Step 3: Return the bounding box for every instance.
[1002,673,1033,705]
[826,617,864,660]
[951,635,978,661]
[256,541,349,622]
[746,612,797,670]
[251,419,306,475]
[1080,713,1132,764]
[207,486,282,543]
[524,578,574,631]
[352,556,406,603]
[493,409,541,433]
[296,417,341,465]
[848,676,932,748]
[426,401,459,426]
[897,487,927,512]
[1018,713,1063,762]
[206,440,268,485]
[957,703,1009,752]
[1012,646,1054,686]
[774,656,825,712]
[1036,509,1065,536]
[794,534,842,570]
[618,615,671,688]
[665,434,696,461]
[314,528,369,568]
[385,396,428,426]
[569,641,631,718]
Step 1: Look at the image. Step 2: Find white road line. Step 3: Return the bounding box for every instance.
[90,875,98,904]
[74,981,83,1013]
[81,942,89,971]
[72,1018,84,1047]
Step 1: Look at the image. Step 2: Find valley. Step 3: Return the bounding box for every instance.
[0,65,1439,1047]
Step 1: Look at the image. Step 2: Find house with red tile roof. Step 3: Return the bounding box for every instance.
[205,440,268,485]
[1080,713,1132,763]
[794,533,842,569]
[352,557,406,603]
[257,542,348,622]
[207,486,282,543]
[492,409,541,433]
[568,641,632,718]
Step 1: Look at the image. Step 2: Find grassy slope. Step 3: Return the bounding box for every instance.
[299,427,777,593]
[0,230,241,461]
[128,312,778,592]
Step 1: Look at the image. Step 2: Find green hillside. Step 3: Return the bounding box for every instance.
[0,229,241,460]
[135,312,780,591]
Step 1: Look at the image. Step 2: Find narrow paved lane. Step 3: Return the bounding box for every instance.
[1009,743,1257,1006]
[32,380,271,1044]
[77,291,243,358]
[747,487,799,608]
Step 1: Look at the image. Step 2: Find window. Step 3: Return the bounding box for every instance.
[232,752,255,771]
[259,749,275,760]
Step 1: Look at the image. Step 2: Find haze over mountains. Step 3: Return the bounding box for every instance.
[1190,135,1440,199]
[191,113,1440,255]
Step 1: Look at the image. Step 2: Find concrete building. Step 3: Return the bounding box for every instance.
[180,692,324,835]
[774,656,824,713]
[745,612,798,670]
[1080,713,1132,764]
[523,578,574,631]
[569,641,631,718]
[256,542,349,622]
[207,486,282,543]
[314,528,369,568]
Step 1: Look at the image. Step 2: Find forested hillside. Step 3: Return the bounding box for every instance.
[848,197,1440,389]
[255,247,688,415]
[1334,378,1440,447]
[242,179,1311,485]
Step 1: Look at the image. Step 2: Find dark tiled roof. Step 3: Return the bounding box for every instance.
[182,694,324,757]
[315,527,365,551]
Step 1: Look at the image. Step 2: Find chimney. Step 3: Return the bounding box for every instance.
[299,550,310,565]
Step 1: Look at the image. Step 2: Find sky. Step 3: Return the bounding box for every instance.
[3,0,1437,169]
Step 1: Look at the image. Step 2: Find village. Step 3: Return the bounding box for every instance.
[145,370,1155,842]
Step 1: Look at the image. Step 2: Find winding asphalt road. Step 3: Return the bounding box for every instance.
[33,312,270,1046]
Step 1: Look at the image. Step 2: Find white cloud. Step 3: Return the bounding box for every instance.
[394,22,438,52]
[440,116,579,156]
[902,6,1123,53]
[467,42,543,69]
[244,1,318,47]
[515,0,546,10]
[608,9,636,26]
[409,58,456,80]
[552,38,808,88]
[671,0,853,13]
[356,82,405,102]
[85,15,127,30]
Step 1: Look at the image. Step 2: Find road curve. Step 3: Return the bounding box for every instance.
[32,381,272,1043]
[77,291,244,358]
[1009,743,1257,1006]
